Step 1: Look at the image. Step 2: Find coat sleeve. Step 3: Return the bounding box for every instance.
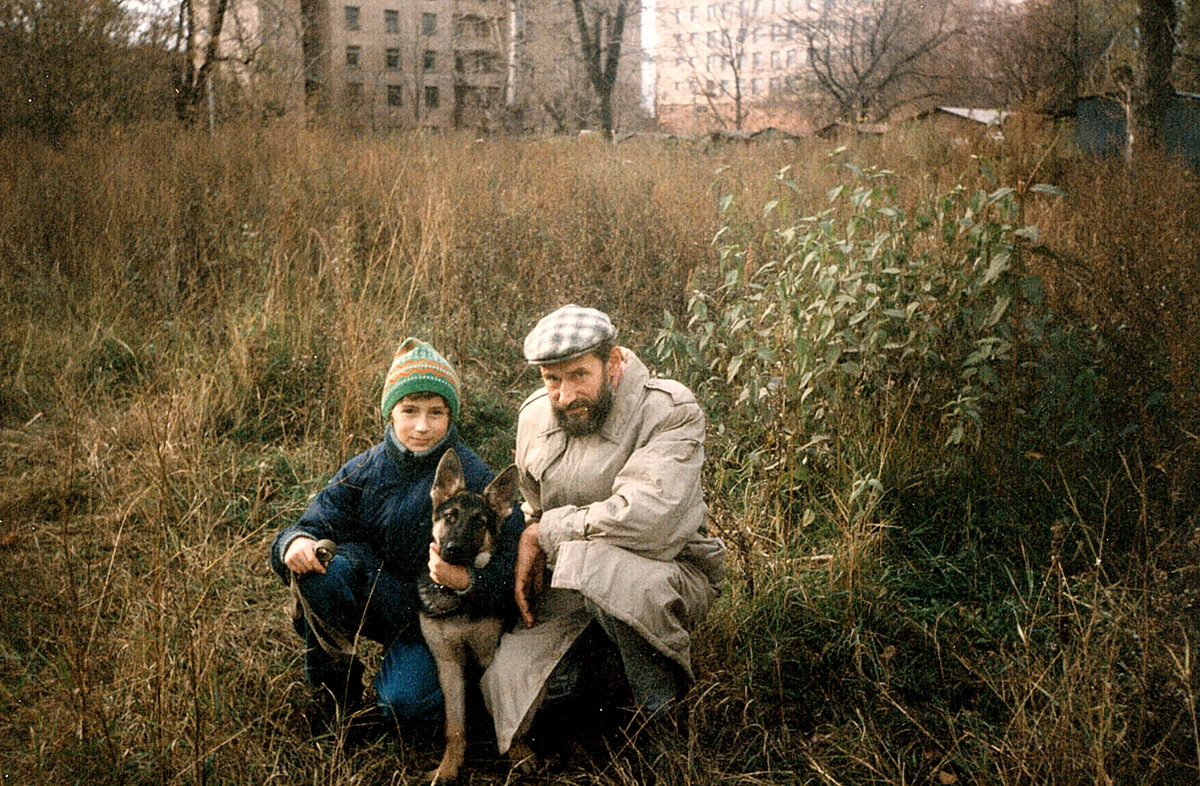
[269,450,371,582]
[539,392,706,563]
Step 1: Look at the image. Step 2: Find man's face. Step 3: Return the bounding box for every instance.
[540,351,616,437]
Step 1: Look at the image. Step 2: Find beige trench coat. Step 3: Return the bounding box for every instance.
[481,349,726,753]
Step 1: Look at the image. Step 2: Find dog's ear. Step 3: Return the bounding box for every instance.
[482,464,520,521]
[431,449,466,507]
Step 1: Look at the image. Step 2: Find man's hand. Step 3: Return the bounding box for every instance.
[514,522,545,628]
[428,543,471,591]
[284,537,325,575]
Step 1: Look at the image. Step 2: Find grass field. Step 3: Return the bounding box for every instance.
[2,120,1199,785]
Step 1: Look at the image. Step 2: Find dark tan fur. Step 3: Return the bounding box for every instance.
[419,449,518,784]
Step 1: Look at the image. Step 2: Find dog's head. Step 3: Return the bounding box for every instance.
[430,448,518,568]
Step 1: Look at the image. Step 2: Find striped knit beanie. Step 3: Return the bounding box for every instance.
[380,339,461,422]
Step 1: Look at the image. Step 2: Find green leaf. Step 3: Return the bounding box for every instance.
[1030,183,1064,196]
[1015,225,1041,242]
[981,250,1010,286]
[984,294,1012,328]
[727,355,743,383]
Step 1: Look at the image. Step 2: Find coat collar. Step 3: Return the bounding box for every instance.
[598,348,647,443]
[383,422,459,473]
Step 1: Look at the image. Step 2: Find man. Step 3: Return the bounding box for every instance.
[481,305,726,761]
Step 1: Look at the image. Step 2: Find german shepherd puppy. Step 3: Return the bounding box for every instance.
[419,448,518,784]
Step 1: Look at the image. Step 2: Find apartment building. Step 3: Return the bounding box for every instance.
[213,0,647,132]
[311,0,508,129]
[654,0,820,131]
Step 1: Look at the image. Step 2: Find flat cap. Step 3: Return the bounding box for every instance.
[523,305,617,365]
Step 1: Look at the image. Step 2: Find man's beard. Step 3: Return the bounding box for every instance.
[553,378,614,437]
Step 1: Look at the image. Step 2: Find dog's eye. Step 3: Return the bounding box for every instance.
[442,510,457,524]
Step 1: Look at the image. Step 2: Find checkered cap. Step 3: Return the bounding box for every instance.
[523,305,617,365]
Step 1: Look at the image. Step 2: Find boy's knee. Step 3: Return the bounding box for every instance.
[376,672,442,722]
[374,641,443,722]
[294,556,357,615]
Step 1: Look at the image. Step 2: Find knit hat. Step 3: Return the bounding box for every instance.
[523,305,617,365]
[380,339,461,422]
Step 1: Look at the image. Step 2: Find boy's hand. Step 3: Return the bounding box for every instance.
[284,537,325,575]
[514,523,545,628]
[428,543,471,591]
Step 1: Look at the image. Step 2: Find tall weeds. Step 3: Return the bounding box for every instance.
[1,123,1198,784]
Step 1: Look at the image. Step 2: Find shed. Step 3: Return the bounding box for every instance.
[1075,92,1200,169]
[910,106,1008,143]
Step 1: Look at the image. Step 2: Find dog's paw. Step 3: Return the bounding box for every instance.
[507,740,541,775]
[424,766,460,785]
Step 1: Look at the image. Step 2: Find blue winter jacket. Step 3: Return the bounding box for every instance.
[270,424,524,638]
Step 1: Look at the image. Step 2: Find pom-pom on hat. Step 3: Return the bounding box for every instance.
[523,305,617,366]
[380,339,461,422]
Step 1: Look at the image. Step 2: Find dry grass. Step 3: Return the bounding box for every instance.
[1,122,1198,784]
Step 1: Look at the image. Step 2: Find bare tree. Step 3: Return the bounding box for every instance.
[0,0,174,140]
[1178,0,1200,89]
[668,2,767,130]
[571,0,630,139]
[796,0,959,122]
[1128,0,1176,161]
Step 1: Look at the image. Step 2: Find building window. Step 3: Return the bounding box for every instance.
[422,12,437,35]
[425,85,439,108]
[386,47,400,69]
[346,45,362,68]
[423,49,436,71]
[344,6,360,31]
[384,9,399,33]
[387,84,403,106]
[707,4,717,19]
[690,5,699,21]
[752,52,762,70]
[751,77,762,95]
[707,54,720,71]
[455,52,465,72]
[786,49,796,68]
[770,50,780,69]
[346,82,364,105]
[707,30,717,46]
[769,75,781,94]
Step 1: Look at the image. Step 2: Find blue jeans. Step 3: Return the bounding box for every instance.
[291,542,442,722]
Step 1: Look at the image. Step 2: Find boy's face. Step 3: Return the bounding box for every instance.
[390,393,450,453]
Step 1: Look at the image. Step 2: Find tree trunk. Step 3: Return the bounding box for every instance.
[1130,0,1176,161]
[571,0,627,140]
[176,0,230,124]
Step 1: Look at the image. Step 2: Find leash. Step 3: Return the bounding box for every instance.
[287,539,358,658]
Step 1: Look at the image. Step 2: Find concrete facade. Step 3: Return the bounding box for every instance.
[653,0,818,133]
[317,0,510,130]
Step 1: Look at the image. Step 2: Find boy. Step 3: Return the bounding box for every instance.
[270,338,523,722]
